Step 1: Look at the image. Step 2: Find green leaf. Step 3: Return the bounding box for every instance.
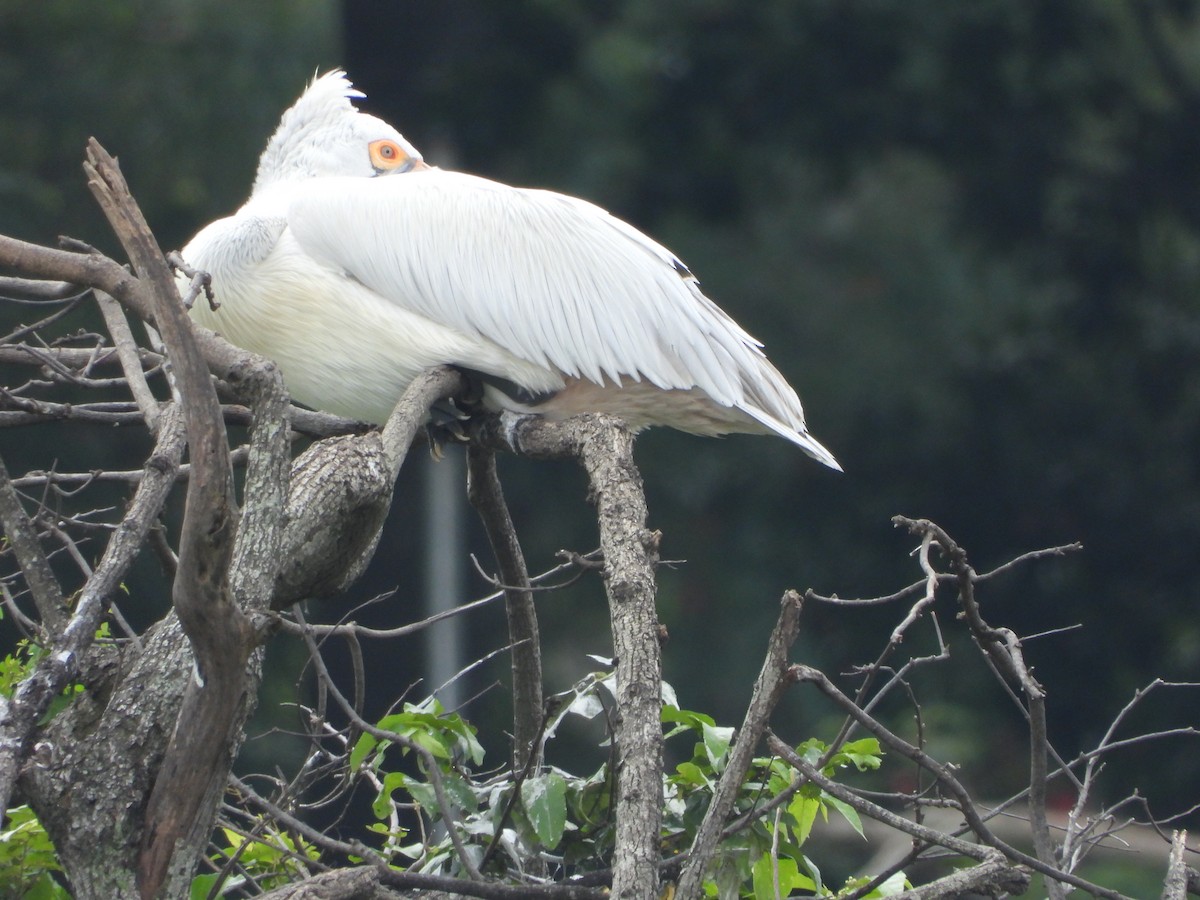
[864,870,910,897]
[349,732,378,772]
[373,771,409,820]
[25,872,74,899]
[751,851,816,900]
[189,873,221,900]
[662,704,716,733]
[400,774,439,811]
[823,793,865,839]
[672,760,710,788]
[788,792,821,845]
[701,722,734,770]
[521,772,568,848]
[839,738,883,772]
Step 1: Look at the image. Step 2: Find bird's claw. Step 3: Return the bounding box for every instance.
[426,396,473,458]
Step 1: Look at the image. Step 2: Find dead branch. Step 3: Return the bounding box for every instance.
[885,853,1030,899]
[466,443,543,772]
[675,590,804,899]
[77,136,253,899]
[94,290,163,428]
[1,404,186,822]
[0,453,67,634]
[476,412,663,900]
[894,516,1067,895]
[290,607,484,881]
[1160,830,1189,900]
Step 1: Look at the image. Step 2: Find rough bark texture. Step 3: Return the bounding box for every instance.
[272,433,394,606]
[274,366,466,607]
[28,617,194,899]
[575,424,662,900]
[477,414,663,900]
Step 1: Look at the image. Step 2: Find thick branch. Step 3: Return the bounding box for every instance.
[272,366,466,608]
[886,854,1030,899]
[78,139,254,898]
[480,413,663,900]
[1160,830,1189,900]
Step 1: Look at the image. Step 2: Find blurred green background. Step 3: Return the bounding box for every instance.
[3,0,1198,882]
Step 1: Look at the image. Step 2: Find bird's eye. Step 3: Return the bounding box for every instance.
[369,139,410,171]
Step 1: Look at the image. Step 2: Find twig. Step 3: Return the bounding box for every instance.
[766,733,991,861]
[291,606,483,881]
[895,518,1067,895]
[0,275,82,301]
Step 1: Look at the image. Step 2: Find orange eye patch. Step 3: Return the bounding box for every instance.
[369,139,410,171]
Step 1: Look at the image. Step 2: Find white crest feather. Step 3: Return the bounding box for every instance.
[253,70,365,193]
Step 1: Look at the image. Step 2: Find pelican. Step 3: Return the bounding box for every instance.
[180,71,840,470]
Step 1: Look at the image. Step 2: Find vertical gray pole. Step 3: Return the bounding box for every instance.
[423,445,466,711]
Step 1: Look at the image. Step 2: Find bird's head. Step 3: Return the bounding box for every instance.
[251,70,425,194]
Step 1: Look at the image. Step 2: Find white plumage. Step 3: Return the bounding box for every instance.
[182,71,840,470]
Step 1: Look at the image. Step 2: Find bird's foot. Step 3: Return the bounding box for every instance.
[425,396,474,459]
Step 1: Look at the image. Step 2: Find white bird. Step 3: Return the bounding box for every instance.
[181,71,840,470]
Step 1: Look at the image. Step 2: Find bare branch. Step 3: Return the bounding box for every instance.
[475,412,663,899]
[1160,830,1189,900]
[94,290,163,429]
[467,443,543,772]
[676,590,804,899]
[291,607,483,881]
[0,453,67,633]
[0,275,82,301]
[766,732,991,861]
[0,404,186,819]
[77,137,254,898]
[885,854,1031,899]
[271,366,466,610]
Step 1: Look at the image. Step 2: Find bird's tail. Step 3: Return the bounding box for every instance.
[738,404,842,471]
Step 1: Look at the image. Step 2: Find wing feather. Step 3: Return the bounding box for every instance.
[287,170,785,412]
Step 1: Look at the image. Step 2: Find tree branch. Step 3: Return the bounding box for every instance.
[0,453,67,634]
[76,138,254,898]
[893,516,1066,896]
[676,590,804,899]
[272,366,466,608]
[94,290,164,429]
[1160,830,1189,900]
[466,444,543,772]
[478,412,663,900]
[885,853,1030,899]
[1,403,186,828]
